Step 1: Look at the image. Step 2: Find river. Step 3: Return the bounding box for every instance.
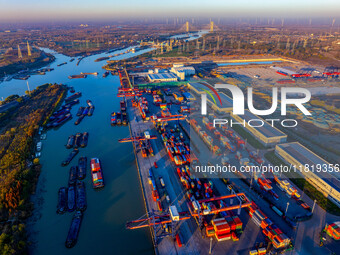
[0,31,207,255]
[1,47,155,254]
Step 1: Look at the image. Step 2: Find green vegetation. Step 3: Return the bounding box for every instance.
[232,125,265,149]
[0,84,67,254]
[265,151,340,216]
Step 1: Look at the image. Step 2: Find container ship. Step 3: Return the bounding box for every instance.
[91,158,104,189]
[111,112,117,125]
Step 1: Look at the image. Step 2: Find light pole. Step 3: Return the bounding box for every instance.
[312,199,317,213]
[209,237,213,254]
[285,202,290,215]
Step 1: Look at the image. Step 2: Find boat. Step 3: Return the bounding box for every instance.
[50,108,70,121]
[110,112,117,126]
[116,112,122,125]
[122,112,128,125]
[65,92,82,103]
[36,142,42,152]
[69,166,79,186]
[86,100,93,107]
[67,186,76,212]
[76,181,87,211]
[70,87,75,93]
[62,148,79,166]
[91,158,104,189]
[65,211,83,248]
[68,74,87,79]
[80,132,88,148]
[88,106,94,116]
[75,115,85,125]
[53,113,72,128]
[57,187,67,214]
[70,58,75,62]
[95,57,109,62]
[14,75,30,80]
[63,99,80,109]
[35,152,41,158]
[82,107,89,116]
[120,100,126,112]
[74,133,83,148]
[57,62,67,67]
[103,71,110,77]
[81,72,98,76]
[40,133,47,140]
[78,157,87,180]
[66,135,75,149]
[77,107,85,116]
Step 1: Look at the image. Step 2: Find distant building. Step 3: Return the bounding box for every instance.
[170,65,195,80]
[148,73,178,83]
[275,142,340,207]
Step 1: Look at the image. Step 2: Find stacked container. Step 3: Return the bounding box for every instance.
[325,222,340,240]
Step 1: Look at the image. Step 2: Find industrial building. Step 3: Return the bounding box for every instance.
[170,65,195,81]
[275,142,340,207]
[231,110,287,147]
[148,73,178,83]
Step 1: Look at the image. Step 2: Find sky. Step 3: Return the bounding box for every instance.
[0,0,339,22]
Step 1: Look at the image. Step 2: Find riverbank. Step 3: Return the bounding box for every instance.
[0,52,55,80]
[0,84,67,254]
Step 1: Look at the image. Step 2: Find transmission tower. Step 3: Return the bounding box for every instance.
[27,41,31,56]
[17,45,22,59]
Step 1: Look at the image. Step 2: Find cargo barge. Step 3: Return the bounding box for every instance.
[76,181,87,212]
[65,211,83,248]
[65,92,82,103]
[80,132,89,147]
[91,158,104,189]
[67,186,76,212]
[66,135,75,149]
[74,133,83,148]
[62,148,79,166]
[68,74,87,79]
[69,166,78,186]
[57,187,67,214]
[78,157,87,180]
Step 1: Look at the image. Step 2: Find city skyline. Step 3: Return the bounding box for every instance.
[1,0,340,22]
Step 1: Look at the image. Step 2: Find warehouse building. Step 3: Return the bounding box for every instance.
[148,73,178,83]
[170,65,195,80]
[275,142,340,207]
[231,110,287,147]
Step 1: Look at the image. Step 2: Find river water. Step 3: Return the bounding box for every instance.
[0,31,207,255]
[1,47,155,254]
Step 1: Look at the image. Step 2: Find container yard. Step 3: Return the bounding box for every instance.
[110,72,306,255]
